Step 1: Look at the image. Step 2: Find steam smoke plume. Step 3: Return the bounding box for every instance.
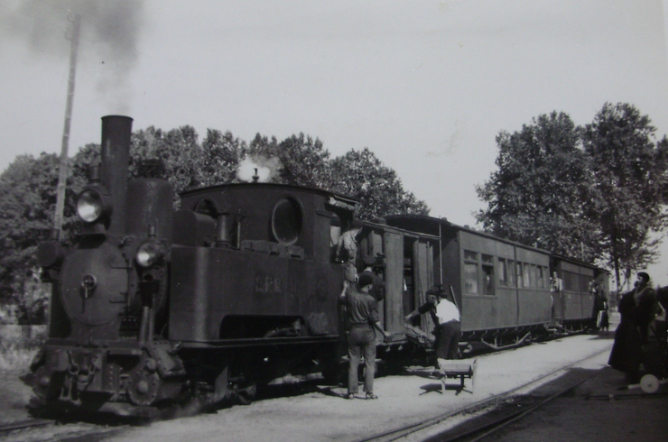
[237,156,282,183]
[1,0,145,112]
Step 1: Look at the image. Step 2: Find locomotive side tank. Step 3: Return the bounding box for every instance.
[167,184,359,397]
[171,184,352,343]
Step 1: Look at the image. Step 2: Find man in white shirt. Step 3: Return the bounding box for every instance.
[405,286,461,362]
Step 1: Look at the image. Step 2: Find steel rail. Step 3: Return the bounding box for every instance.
[460,375,592,442]
[354,346,611,442]
[0,419,50,434]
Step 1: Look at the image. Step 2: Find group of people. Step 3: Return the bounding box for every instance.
[336,221,461,399]
[608,272,668,383]
[339,270,461,399]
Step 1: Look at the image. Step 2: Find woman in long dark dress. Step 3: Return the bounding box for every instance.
[608,272,657,382]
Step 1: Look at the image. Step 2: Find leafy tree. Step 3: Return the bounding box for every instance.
[476,112,597,259]
[200,129,245,186]
[582,103,668,289]
[330,148,429,221]
[131,126,204,196]
[0,154,72,314]
[276,134,333,189]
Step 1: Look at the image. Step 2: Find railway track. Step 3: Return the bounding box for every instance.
[355,347,612,442]
[0,418,130,442]
[0,419,50,434]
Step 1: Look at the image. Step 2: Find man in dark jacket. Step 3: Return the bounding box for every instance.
[340,274,390,399]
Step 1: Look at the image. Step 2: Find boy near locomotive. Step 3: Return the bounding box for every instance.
[359,257,385,302]
[405,286,461,364]
[340,273,391,399]
[608,272,661,382]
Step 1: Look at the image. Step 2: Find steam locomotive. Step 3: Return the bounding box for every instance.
[28,116,608,417]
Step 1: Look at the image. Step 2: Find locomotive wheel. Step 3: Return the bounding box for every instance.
[213,367,230,403]
[32,366,61,402]
[128,370,161,406]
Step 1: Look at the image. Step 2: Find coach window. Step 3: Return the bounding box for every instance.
[523,263,531,288]
[582,274,594,293]
[538,266,547,289]
[563,270,577,291]
[193,198,218,217]
[516,263,523,288]
[271,196,303,245]
[530,265,538,287]
[482,254,494,295]
[507,260,516,287]
[463,250,479,294]
[498,259,508,287]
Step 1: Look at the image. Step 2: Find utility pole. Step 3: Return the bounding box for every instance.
[53,14,81,239]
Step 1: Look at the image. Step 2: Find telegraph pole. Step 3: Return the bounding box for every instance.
[53,14,81,238]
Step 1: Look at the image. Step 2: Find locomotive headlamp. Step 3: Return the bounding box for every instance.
[81,274,97,299]
[136,241,165,268]
[76,188,111,223]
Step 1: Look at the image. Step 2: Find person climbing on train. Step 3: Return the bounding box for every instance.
[336,220,364,283]
[405,285,461,365]
[339,273,391,399]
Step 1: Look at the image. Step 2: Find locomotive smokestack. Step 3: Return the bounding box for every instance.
[101,115,133,235]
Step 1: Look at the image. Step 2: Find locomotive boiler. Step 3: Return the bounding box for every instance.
[32,116,185,416]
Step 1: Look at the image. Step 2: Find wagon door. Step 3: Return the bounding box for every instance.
[383,232,405,337]
[413,239,435,334]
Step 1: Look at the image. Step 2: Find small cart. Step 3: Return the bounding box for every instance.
[437,358,477,394]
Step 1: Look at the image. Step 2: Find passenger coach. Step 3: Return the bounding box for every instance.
[384,215,603,350]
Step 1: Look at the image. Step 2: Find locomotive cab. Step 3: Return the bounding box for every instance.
[170,184,357,342]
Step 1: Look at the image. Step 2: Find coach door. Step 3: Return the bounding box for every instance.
[409,238,436,335]
[383,232,405,338]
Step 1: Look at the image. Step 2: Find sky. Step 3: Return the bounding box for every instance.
[1,0,668,287]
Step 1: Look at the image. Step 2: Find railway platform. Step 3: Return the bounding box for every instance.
[2,323,665,442]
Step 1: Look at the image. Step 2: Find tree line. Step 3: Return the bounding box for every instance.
[0,126,429,321]
[477,103,668,291]
[2,101,666,322]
